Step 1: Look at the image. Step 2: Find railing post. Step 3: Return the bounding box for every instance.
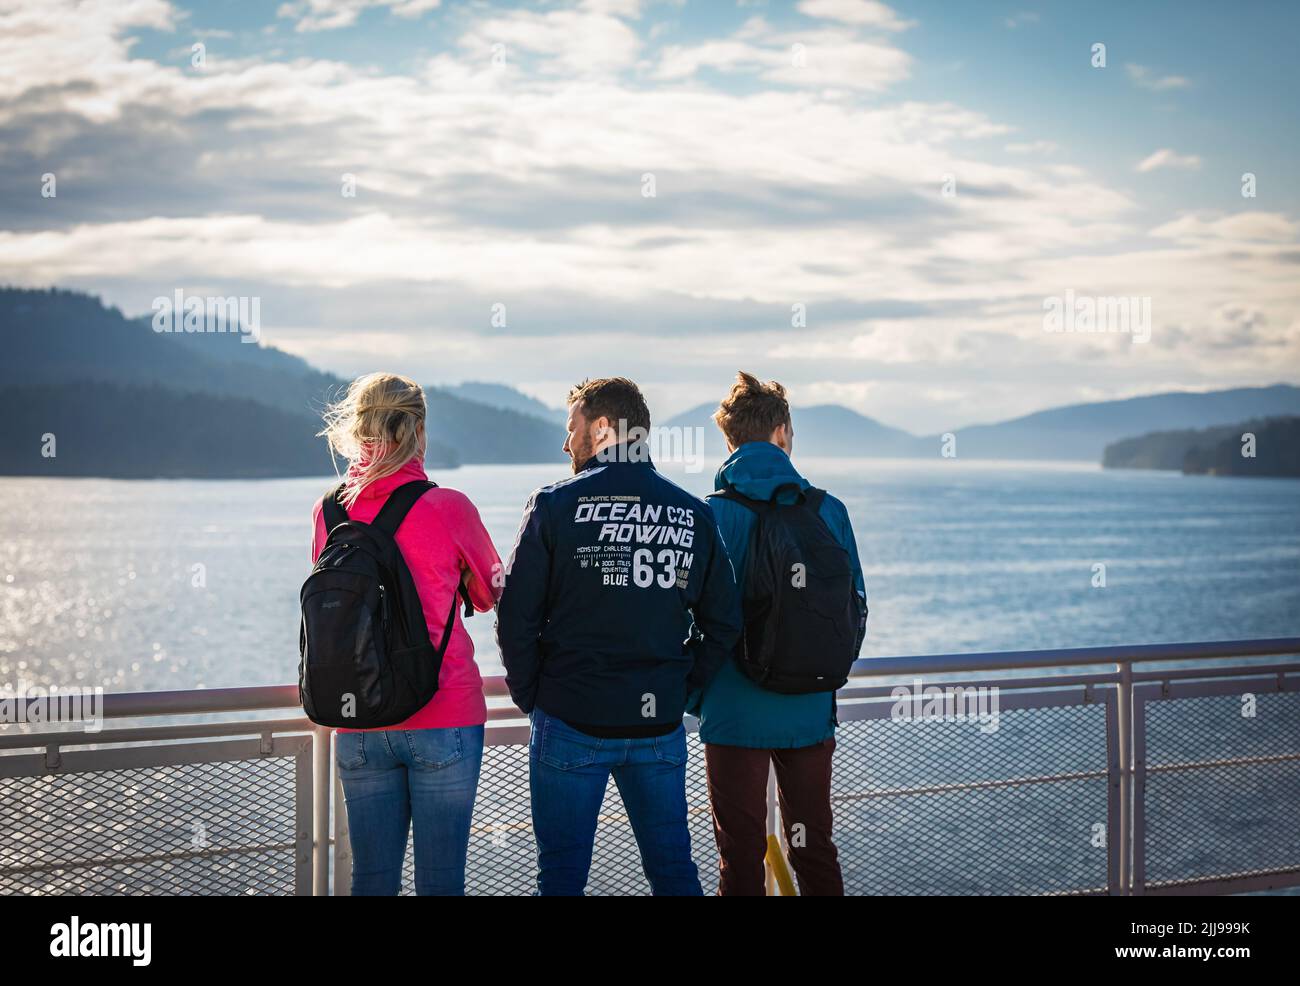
[333,763,352,896]
[1116,661,1133,896]
[311,724,332,896]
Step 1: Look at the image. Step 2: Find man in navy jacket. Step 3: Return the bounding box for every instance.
[497,376,741,895]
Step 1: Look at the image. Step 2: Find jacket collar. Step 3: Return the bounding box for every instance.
[345,456,429,499]
[578,440,654,473]
[715,441,808,502]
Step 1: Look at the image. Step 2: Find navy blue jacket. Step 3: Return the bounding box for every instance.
[496,447,742,728]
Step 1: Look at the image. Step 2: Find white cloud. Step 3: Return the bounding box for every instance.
[581,0,643,16]
[276,0,442,33]
[460,5,642,75]
[1126,63,1191,91]
[653,19,911,90]
[795,0,912,31]
[1136,148,1202,173]
[0,0,177,113]
[1149,211,1298,244]
[1004,140,1057,154]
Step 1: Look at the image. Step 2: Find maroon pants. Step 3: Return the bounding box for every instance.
[704,739,844,896]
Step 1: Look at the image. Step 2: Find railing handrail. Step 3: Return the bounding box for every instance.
[3,637,1295,725]
[846,636,1300,677]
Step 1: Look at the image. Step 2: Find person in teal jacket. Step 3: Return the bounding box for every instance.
[687,372,867,895]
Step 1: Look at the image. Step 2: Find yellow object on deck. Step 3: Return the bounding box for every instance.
[765,834,797,896]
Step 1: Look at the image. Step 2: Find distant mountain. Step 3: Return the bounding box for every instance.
[1106,417,1300,478]
[934,385,1300,462]
[423,386,566,462]
[790,404,923,457]
[0,287,565,478]
[665,386,1300,464]
[662,401,921,462]
[442,381,566,424]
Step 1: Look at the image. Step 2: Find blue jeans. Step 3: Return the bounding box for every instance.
[528,708,702,896]
[335,725,484,895]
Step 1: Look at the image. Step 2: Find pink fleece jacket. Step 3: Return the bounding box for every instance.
[311,457,502,732]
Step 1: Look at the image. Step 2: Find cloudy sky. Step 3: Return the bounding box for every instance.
[2,0,1298,431]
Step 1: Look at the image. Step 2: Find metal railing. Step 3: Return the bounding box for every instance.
[1,638,1297,895]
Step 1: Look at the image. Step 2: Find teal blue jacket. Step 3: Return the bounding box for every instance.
[687,441,867,749]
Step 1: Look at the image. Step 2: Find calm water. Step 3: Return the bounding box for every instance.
[2,458,1298,693]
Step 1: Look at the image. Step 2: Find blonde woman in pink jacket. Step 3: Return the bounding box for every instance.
[313,372,502,895]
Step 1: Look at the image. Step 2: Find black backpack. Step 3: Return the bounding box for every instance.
[299,480,470,728]
[708,483,864,694]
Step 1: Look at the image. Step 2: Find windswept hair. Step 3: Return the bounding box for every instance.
[320,372,426,507]
[713,371,791,448]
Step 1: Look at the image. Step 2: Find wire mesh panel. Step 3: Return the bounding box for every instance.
[685,736,721,895]
[393,730,718,895]
[0,739,310,895]
[463,739,534,895]
[831,697,1112,895]
[1138,684,1300,892]
[382,698,1111,895]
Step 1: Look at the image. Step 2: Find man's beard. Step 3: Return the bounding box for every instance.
[569,432,593,473]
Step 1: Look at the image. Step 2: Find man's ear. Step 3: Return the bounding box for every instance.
[771,422,792,452]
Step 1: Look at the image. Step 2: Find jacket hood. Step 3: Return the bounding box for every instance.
[714,441,809,503]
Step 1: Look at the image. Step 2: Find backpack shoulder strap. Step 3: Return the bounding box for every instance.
[708,483,811,512]
[803,487,827,514]
[707,487,765,512]
[372,480,436,537]
[321,483,348,533]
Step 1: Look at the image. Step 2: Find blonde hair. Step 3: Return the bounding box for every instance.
[320,372,426,507]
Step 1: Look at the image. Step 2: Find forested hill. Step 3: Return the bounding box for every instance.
[0,287,565,478]
[1104,417,1300,478]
